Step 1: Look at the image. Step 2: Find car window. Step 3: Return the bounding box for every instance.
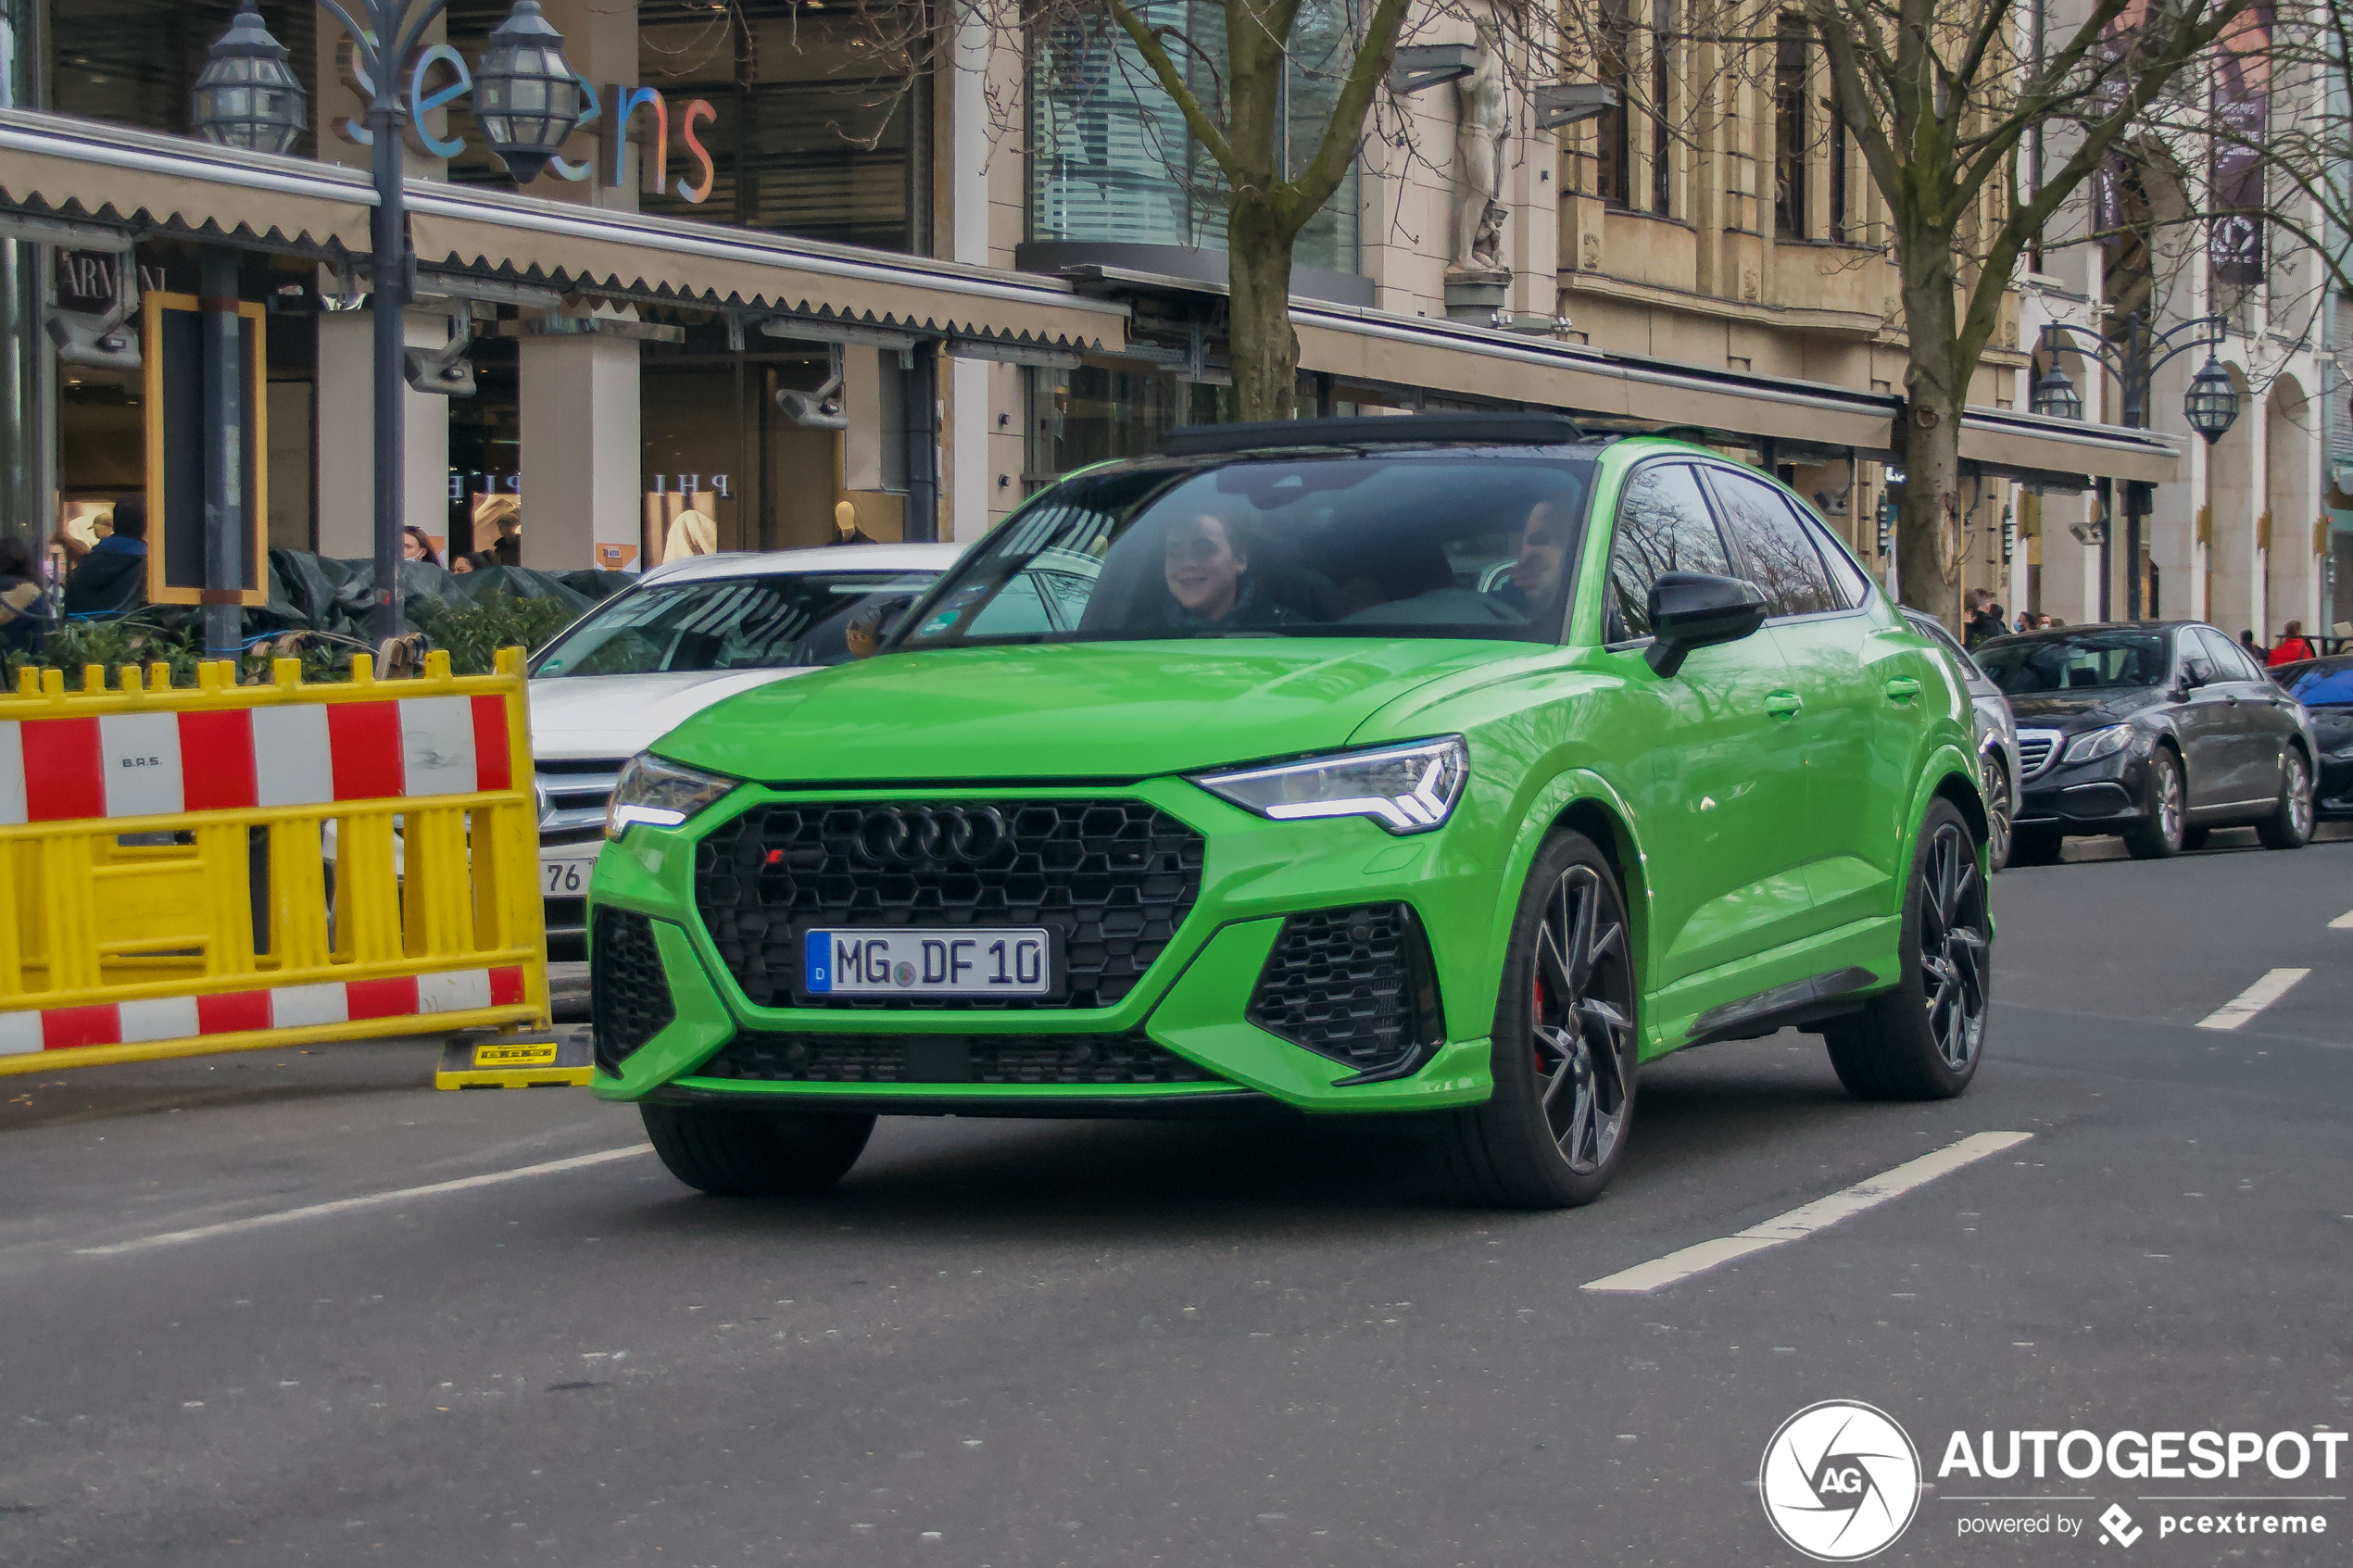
[897,454,1595,647]
[1703,467,1842,618]
[530,571,939,677]
[1905,609,1982,680]
[1978,629,2172,693]
[1605,462,1734,641]
[2204,628,2269,684]
[2188,627,2239,683]
[1804,506,1873,609]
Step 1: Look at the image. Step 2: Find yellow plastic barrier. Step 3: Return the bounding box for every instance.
[0,646,547,1074]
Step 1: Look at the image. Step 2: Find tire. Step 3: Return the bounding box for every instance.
[2257,747,2316,850]
[641,1104,875,1197]
[2123,748,2186,859]
[1823,799,1989,1101]
[2007,824,2063,866]
[1440,830,1640,1210]
[1982,753,2015,872]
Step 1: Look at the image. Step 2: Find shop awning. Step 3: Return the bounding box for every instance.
[0,108,1126,351]
[1957,407,2180,486]
[405,186,1126,350]
[0,108,374,252]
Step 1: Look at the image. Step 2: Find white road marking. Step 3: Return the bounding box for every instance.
[1579,1131,2033,1294]
[2330,909,2353,930]
[75,1145,654,1257]
[2196,968,2309,1031]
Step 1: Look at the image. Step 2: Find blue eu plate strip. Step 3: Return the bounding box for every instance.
[803,928,833,994]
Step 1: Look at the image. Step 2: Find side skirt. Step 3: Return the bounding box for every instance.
[1680,966,1882,1048]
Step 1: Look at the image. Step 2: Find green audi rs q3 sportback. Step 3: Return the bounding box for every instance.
[587,413,1991,1208]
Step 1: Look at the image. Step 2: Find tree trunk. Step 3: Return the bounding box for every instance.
[1227,194,1300,421]
[1896,251,1967,627]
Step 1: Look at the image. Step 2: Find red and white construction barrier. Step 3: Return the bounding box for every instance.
[0,966,529,1054]
[0,696,514,824]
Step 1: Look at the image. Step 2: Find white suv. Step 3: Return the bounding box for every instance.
[526,543,962,957]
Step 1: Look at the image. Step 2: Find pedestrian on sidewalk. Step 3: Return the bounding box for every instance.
[1963,588,2006,646]
[2240,628,2269,663]
[2266,620,2317,667]
[0,535,55,655]
[62,494,147,616]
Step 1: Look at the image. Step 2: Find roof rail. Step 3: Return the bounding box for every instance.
[1157,410,1588,458]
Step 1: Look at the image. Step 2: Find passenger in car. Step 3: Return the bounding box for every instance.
[1158,511,1299,629]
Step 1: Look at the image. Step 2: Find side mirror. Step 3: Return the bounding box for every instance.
[2178,660,2215,694]
[1645,572,1769,676]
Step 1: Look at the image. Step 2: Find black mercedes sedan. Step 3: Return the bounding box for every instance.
[2269,652,2353,817]
[1975,621,2318,862]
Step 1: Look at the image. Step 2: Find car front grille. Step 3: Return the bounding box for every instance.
[2015,730,2061,778]
[693,799,1205,1010]
[590,908,675,1074]
[1246,903,1442,1079]
[538,758,624,847]
[693,1030,1216,1085]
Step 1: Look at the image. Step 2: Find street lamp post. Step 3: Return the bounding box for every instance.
[196,0,581,642]
[2029,310,2241,622]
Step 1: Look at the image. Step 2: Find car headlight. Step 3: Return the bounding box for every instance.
[1191,736,1468,834]
[606,753,739,838]
[2061,724,2134,765]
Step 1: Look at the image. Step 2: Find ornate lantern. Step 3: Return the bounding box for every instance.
[2183,357,2240,445]
[2030,360,2083,421]
[474,1,586,184]
[193,1,308,157]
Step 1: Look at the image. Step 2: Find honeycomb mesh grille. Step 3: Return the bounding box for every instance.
[695,1031,1216,1085]
[1246,903,1439,1077]
[591,908,675,1074]
[694,800,1204,1010]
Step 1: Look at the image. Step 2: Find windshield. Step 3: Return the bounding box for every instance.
[2281,656,2353,707]
[892,452,1595,648]
[531,571,939,677]
[1978,630,2173,695]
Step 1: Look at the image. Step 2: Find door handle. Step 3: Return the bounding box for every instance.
[1765,690,1804,720]
[1883,676,1922,704]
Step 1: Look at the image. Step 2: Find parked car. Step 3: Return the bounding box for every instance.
[1902,608,2020,871]
[586,415,1989,1210]
[1975,621,2318,861]
[528,544,963,957]
[2268,652,2353,817]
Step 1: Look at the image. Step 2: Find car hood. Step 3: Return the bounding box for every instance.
[528,668,818,761]
[2309,706,2353,746]
[654,639,1531,783]
[2003,687,2167,729]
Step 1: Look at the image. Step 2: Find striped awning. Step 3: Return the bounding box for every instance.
[0,108,1125,350]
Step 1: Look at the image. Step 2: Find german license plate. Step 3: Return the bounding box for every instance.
[803,928,1053,997]
[541,843,599,897]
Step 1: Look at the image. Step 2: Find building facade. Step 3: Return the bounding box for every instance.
[0,0,2178,611]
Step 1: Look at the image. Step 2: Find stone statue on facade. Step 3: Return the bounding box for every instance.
[1451,18,1510,278]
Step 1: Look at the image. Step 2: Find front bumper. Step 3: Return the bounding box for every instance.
[2317,753,2353,819]
[585,778,1501,1116]
[2015,748,2152,831]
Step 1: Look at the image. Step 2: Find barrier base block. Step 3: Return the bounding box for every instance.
[437,1027,594,1090]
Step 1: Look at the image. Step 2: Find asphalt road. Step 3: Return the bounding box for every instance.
[4,826,2349,1566]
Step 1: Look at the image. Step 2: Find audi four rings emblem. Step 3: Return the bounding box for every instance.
[855,806,1011,866]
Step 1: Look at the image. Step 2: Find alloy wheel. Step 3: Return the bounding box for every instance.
[1983,758,2013,869]
[2286,753,2314,838]
[1529,864,1636,1173]
[2153,757,2183,847]
[1917,822,1989,1073]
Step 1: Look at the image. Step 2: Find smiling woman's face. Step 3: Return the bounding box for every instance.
[1164,513,1246,621]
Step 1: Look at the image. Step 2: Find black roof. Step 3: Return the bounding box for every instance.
[1156,411,1588,458]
